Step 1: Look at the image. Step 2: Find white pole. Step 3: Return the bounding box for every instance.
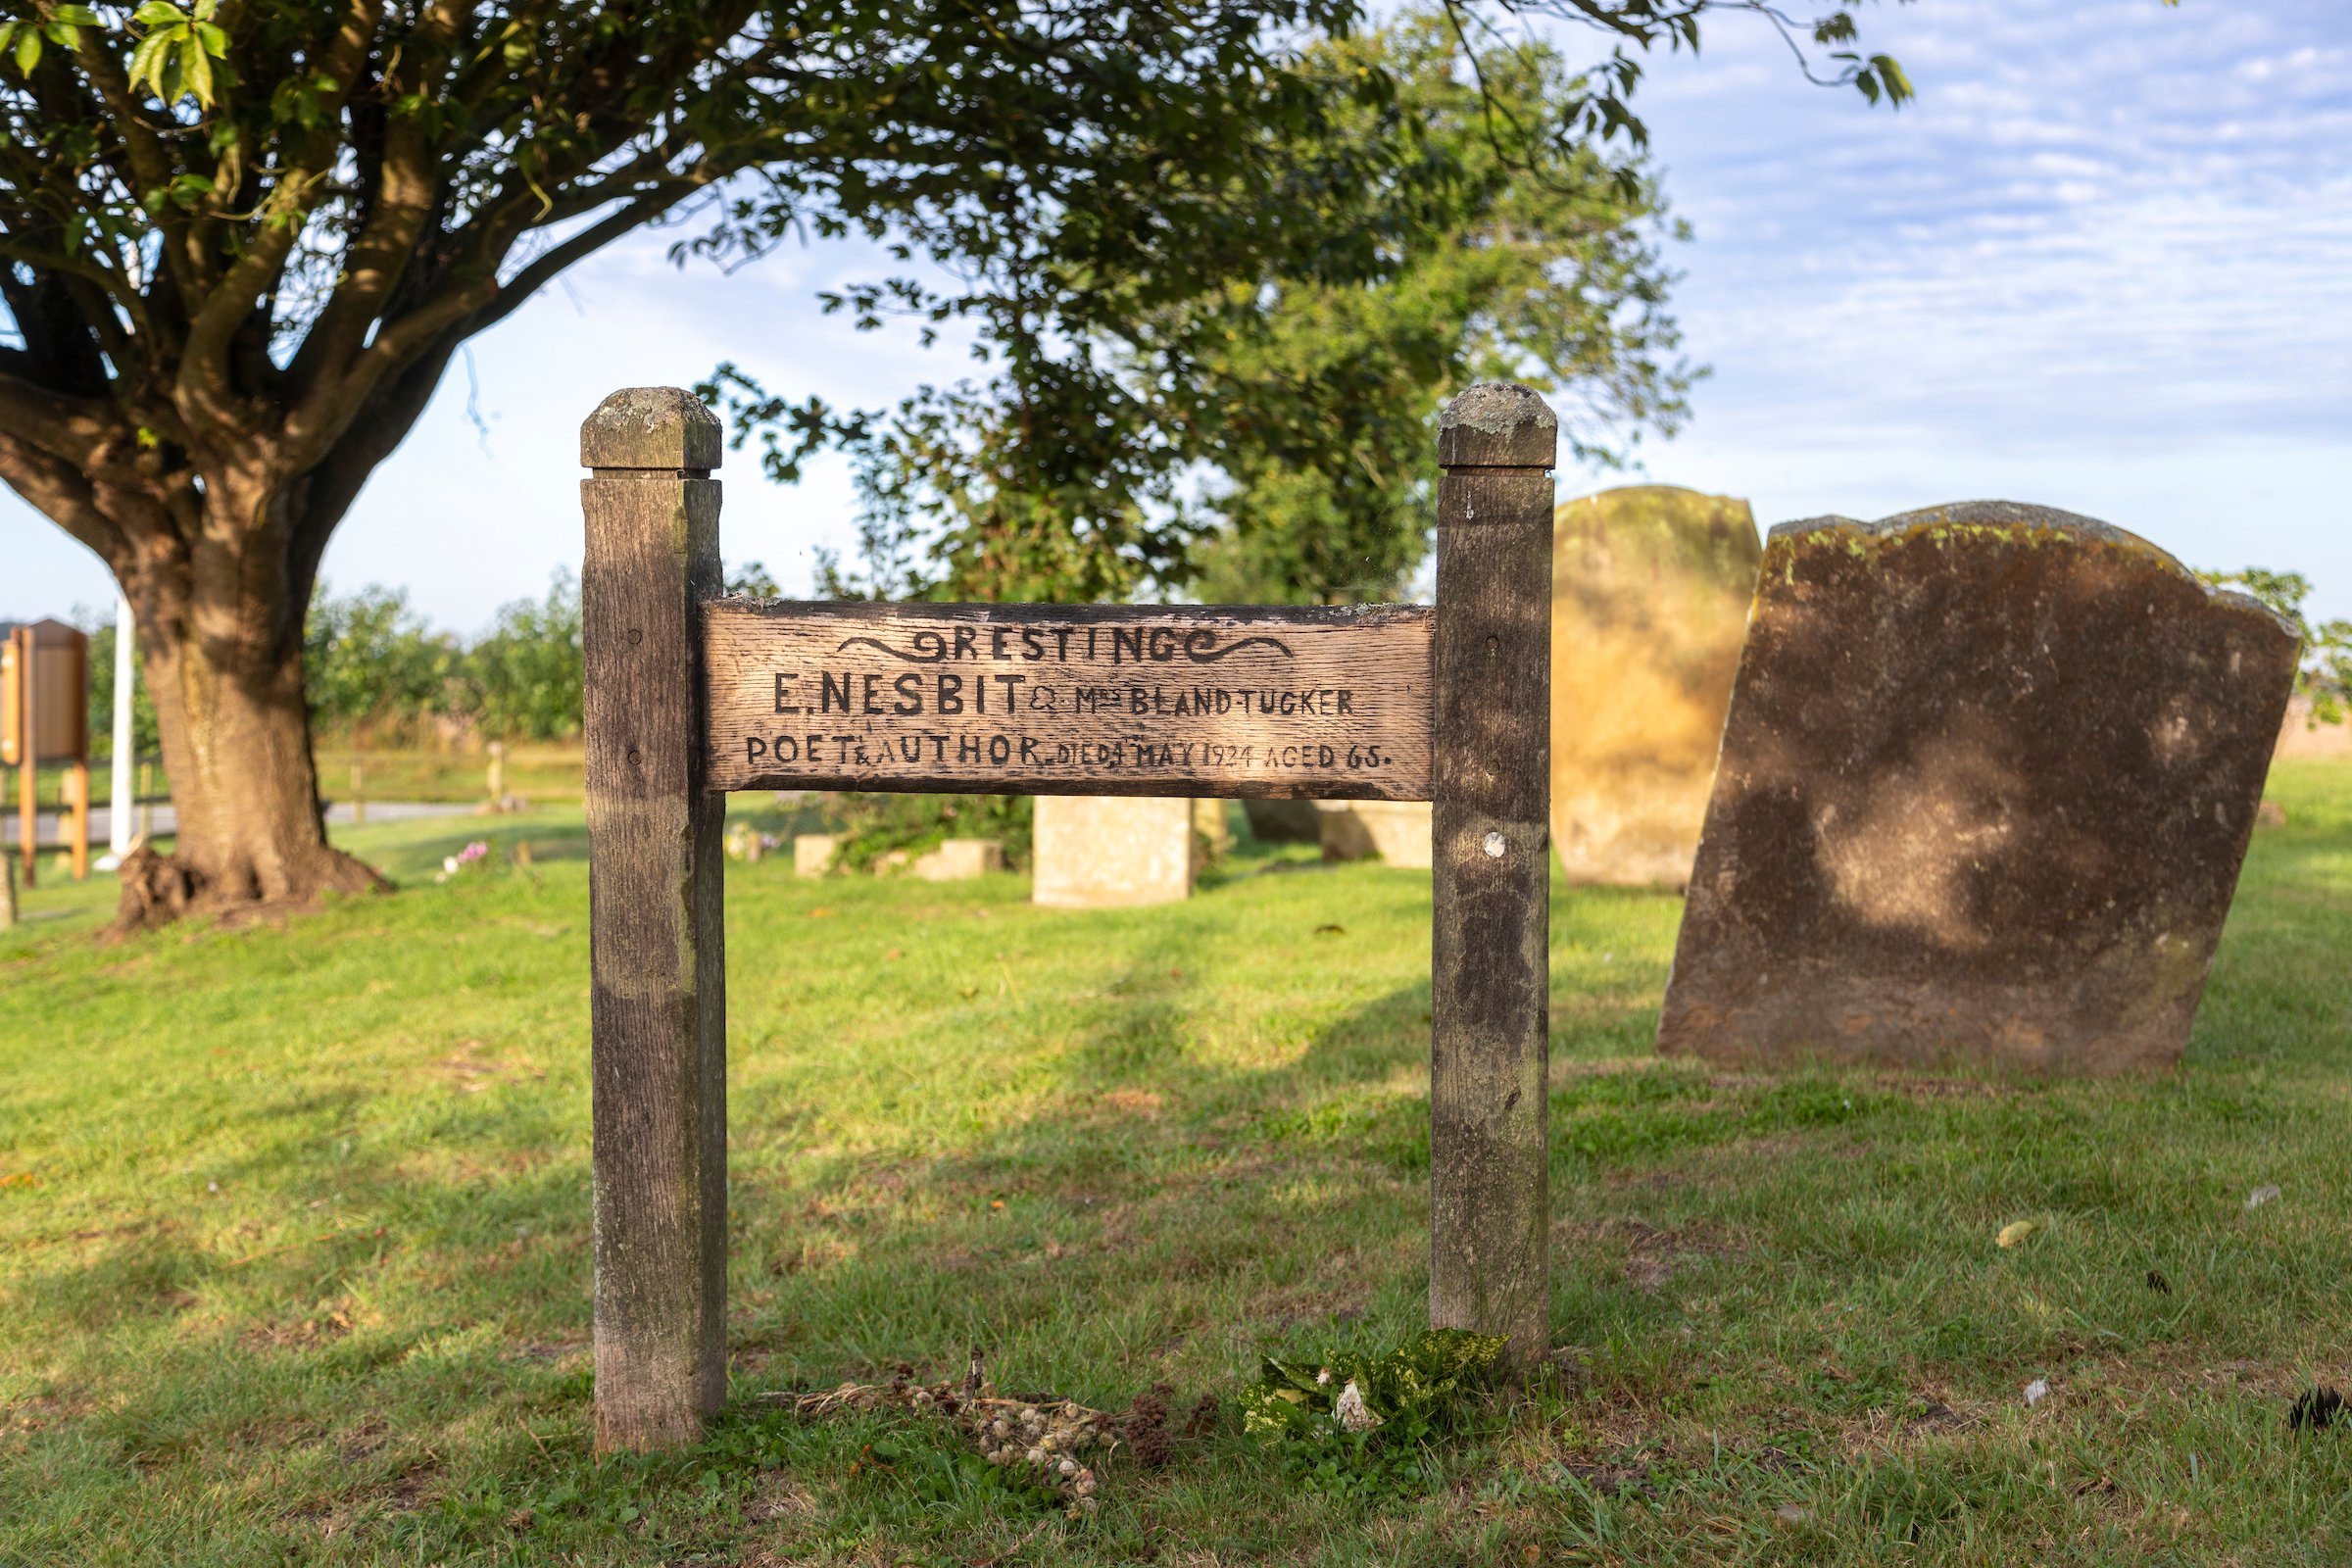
[108,593,135,861]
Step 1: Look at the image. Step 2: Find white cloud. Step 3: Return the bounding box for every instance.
[1587,0,2351,604]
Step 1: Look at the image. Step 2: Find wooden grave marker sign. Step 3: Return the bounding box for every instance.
[581,382,1557,1451]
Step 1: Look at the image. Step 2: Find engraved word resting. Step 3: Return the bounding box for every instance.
[703,603,1433,799]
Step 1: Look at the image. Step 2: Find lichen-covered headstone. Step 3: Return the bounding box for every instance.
[1657,502,2297,1074]
[1550,486,1761,885]
[1032,796,1195,908]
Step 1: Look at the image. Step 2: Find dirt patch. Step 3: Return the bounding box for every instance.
[1099,1088,1164,1119]
[241,1306,355,1351]
[424,1040,544,1095]
[1874,1073,2017,1101]
[336,1419,390,1466]
[745,1471,818,1523]
[1561,1215,1743,1292]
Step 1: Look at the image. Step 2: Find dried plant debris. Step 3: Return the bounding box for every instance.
[761,1349,1192,1515]
[2289,1386,2344,1433]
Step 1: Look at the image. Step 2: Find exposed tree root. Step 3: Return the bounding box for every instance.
[105,843,389,940]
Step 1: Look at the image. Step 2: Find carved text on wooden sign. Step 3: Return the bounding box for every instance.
[703,603,1433,799]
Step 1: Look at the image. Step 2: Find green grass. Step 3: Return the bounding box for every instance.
[315,743,586,807]
[3,766,2351,1565]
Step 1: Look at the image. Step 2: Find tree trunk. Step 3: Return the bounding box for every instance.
[107,513,384,935]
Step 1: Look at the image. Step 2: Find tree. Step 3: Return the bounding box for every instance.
[1183,17,1695,605]
[0,0,1910,926]
[771,14,1694,607]
[301,581,455,739]
[2199,568,2352,724]
[460,569,582,743]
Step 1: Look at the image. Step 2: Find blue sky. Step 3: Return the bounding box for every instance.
[4,0,2346,630]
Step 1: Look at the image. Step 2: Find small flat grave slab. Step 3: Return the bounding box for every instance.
[1657,502,2298,1074]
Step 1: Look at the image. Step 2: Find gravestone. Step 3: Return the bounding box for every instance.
[1241,798,1321,843]
[912,838,1004,880]
[793,834,838,877]
[1657,502,2298,1074]
[1550,486,1760,886]
[2275,695,2352,760]
[1316,801,1434,868]
[1032,796,1196,908]
[1193,798,1234,860]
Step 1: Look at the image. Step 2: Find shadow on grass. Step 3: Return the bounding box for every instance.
[7,764,2352,1563]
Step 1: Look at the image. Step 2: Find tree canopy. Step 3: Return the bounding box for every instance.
[0,0,1913,921]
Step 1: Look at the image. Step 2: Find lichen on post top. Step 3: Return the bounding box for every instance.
[1658,500,2299,1076]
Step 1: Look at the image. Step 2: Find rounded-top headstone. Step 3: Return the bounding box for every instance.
[1657,498,2300,1075]
[1438,382,1558,469]
[1550,485,1760,886]
[580,387,723,471]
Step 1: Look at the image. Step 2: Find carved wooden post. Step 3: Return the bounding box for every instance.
[1429,382,1556,1370]
[581,387,728,1450]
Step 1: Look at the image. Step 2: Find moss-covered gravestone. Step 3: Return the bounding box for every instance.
[1658,502,2297,1074]
[1550,486,1761,886]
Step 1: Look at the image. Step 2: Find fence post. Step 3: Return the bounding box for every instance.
[1429,382,1556,1372]
[68,760,89,881]
[110,593,135,860]
[16,628,34,890]
[580,387,728,1451]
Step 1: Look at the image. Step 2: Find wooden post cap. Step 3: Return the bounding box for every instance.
[1437,382,1558,470]
[581,387,723,471]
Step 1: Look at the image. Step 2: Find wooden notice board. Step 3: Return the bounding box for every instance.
[704,602,1432,800]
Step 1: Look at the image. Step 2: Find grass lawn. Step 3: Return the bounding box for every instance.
[314,744,586,808]
[13,746,582,823]
[2,764,2349,1565]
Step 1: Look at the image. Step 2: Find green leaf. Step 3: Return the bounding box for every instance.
[182,37,214,106]
[1870,54,1915,106]
[130,0,184,24]
[53,4,101,24]
[126,29,172,96]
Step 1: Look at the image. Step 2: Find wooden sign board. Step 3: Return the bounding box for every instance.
[705,602,1433,800]
[579,381,1559,1454]
[2,620,88,767]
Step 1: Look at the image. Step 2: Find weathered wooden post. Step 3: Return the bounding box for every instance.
[1429,383,1556,1370]
[580,388,728,1451]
